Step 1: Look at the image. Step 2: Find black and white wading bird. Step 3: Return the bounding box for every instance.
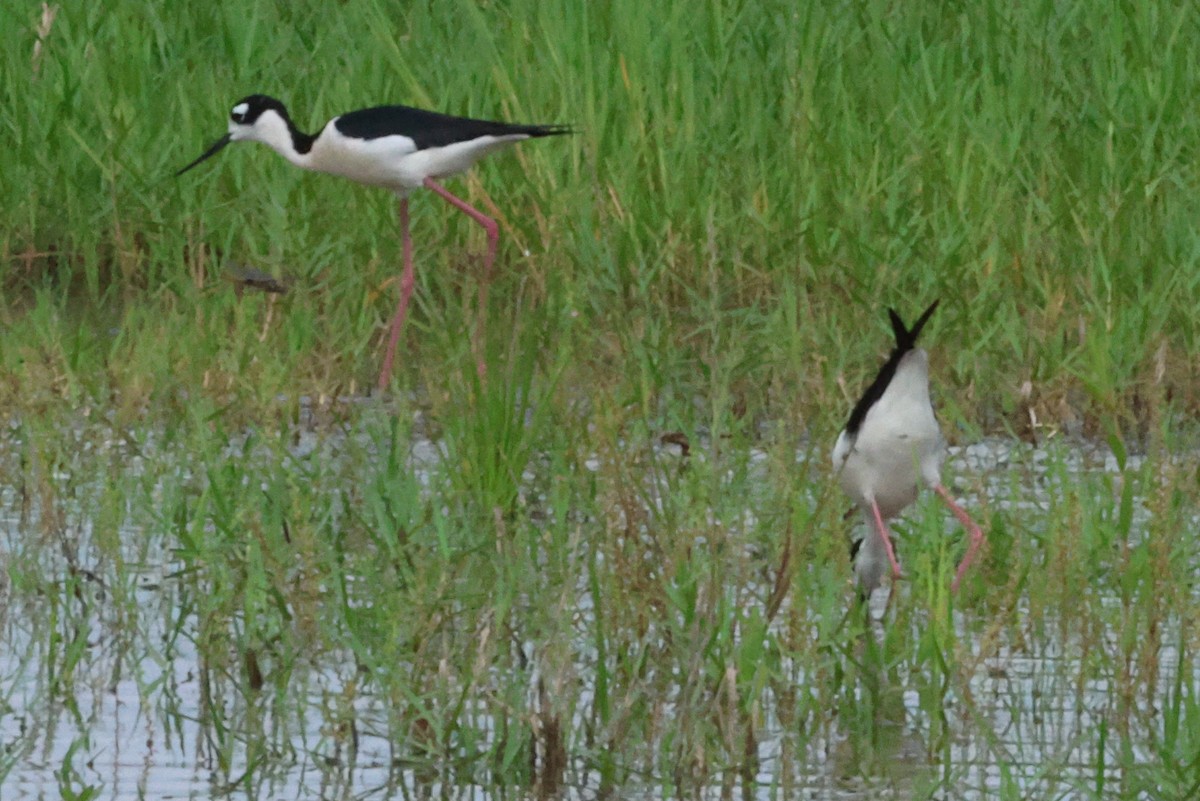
[176,94,570,387]
[831,300,985,597]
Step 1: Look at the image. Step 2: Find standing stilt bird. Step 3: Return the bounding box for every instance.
[176,94,570,387]
[831,300,985,597]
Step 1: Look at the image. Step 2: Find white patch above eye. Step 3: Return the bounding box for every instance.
[232,102,249,116]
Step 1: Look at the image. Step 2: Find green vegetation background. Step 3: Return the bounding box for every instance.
[1,1,1197,436]
[1,2,1198,796]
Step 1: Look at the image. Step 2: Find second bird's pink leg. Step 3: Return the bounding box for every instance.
[423,177,497,377]
[378,198,414,390]
[869,500,904,581]
[934,484,986,593]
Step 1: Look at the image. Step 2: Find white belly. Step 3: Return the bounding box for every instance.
[836,431,926,517]
[832,396,944,519]
[306,131,530,194]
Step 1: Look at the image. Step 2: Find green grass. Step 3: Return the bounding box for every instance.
[4,413,1198,797]
[2,0,1200,798]
[2,0,1199,429]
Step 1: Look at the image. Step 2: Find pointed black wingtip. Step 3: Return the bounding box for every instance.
[888,299,940,351]
[532,123,575,138]
[910,298,940,341]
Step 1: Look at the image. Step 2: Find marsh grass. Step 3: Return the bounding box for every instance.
[2,0,1200,429]
[2,414,1198,796]
[2,0,1200,798]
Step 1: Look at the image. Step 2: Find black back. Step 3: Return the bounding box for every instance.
[842,299,939,437]
[332,105,571,150]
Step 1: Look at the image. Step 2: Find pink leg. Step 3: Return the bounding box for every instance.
[934,484,985,593]
[423,177,497,377]
[378,198,413,390]
[868,500,904,581]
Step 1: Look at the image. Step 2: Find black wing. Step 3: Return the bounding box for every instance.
[333,105,571,150]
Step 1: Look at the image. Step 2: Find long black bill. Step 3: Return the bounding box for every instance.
[176,133,233,177]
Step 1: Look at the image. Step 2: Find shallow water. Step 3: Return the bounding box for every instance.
[0,429,1192,799]
[7,608,1187,800]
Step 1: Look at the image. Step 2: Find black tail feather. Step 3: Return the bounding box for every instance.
[525,123,574,138]
[842,299,940,437]
[887,299,939,351]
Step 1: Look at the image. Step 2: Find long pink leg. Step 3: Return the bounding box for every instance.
[868,500,904,581]
[934,484,985,593]
[378,198,414,390]
[423,177,497,377]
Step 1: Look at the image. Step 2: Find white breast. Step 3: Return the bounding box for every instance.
[306,128,420,192]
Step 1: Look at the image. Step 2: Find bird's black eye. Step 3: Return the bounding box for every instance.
[231,111,245,123]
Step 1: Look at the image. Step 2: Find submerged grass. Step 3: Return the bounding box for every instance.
[1,0,1200,799]
[8,406,1198,797]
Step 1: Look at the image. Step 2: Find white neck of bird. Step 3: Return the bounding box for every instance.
[245,110,311,167]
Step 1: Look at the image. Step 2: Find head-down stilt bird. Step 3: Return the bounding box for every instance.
[831,300,985,598]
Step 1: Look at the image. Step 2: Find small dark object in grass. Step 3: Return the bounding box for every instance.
[244,648,264,691]
[225,265,290,297]
[660,431,690,457]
